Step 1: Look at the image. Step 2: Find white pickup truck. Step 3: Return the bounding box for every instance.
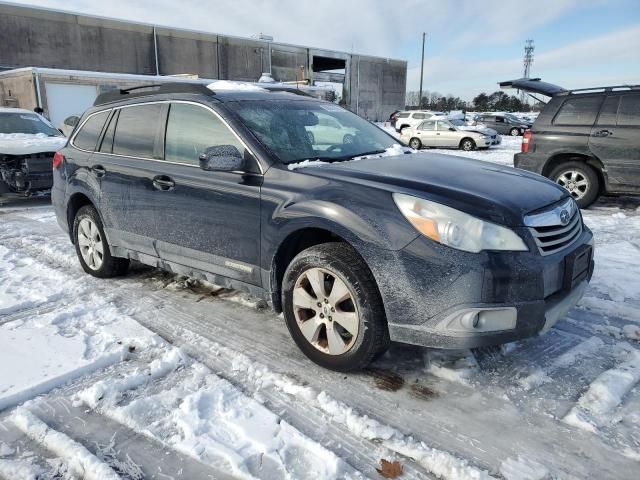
[0,108,67,195]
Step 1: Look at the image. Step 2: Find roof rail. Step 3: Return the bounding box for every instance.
[564,84,640,95]
[93,82,213,106]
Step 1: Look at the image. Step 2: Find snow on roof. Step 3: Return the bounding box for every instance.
[0,107,35,114]
[206,80,267,92]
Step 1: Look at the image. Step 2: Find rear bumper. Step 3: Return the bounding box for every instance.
[364,226,594,349]
[514,152,547,175]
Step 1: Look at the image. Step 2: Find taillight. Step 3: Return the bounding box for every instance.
[52,151,64,169]
[521,130,532,153]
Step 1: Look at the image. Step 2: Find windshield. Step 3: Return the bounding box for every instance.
[0,112,62,136]
[226,100,401,164]
[504,114,522,124]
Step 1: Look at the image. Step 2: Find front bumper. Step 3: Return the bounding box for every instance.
[364,226,594,349]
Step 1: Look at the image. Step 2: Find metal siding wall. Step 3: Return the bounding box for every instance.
[155,30,219,78]
[217,37,268,81]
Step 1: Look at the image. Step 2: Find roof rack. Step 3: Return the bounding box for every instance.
[93,82,213,106]
[563,84,640,95]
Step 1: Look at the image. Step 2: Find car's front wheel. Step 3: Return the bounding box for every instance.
[73,205,129,278]
[282,243,389,371]
[409,137,422,150]
[509,127,520,136]
[549,161,600,208]
[460,138,476,151]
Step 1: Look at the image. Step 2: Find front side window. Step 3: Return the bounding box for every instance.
[226,99,401,164]
[112,104,163,158]
[553,96,603,126]
[165,103,245,165]
[437,120,453,131]
[618,94,640,126]
[73,111,109,151]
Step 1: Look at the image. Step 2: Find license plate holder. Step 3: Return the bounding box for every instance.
[563,244,592,291]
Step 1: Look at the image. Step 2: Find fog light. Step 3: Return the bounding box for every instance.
[438,307,517,333]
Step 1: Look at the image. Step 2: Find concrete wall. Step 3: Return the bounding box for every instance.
[0,70,37,109]
[0,3,407,120]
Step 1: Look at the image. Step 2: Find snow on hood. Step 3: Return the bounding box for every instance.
[0,133,67,156]
[207,80,267,92]
[288,143,415,170]
[457,125,498,136]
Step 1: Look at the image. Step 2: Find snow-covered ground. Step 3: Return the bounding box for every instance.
[1,138,639,479]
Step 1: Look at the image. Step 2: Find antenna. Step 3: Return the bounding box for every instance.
[521,39,535,103]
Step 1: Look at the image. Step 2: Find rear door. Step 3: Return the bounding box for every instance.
[152,102,263,285]
[95,102,166,257]
[589,93,640,192]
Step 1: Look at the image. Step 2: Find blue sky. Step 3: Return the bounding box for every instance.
[10,0,640,100]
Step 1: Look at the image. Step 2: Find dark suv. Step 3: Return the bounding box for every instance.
[52,82,594,371]
[502,78,640,208]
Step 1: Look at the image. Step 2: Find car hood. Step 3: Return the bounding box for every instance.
[298,153,568,226]
[0,133,67,155]
[457,125,497,136]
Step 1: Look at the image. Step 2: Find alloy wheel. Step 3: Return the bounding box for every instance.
[462,140,474,151]
[555,170,589,200]
[410,138,421,149]
[77,217,104,270]
[292,267,359,355]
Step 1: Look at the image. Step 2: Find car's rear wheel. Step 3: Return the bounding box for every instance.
[549,162,600,208]
[282,243,389,371]
[460,138,476,151]
[409,137,422,150]
[509,127,520,136]
[73,205,129,278]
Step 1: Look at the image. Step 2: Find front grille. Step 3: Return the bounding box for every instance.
[529,210,582,256]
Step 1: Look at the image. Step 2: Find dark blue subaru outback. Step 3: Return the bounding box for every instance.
[52,83,594,371]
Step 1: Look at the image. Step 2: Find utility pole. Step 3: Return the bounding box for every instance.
[418,32,426,109]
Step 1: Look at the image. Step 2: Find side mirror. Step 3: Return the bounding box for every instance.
[449,127,456,131]
[199,145,245,172]
[64,116,79,127]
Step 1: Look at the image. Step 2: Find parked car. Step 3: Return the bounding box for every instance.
[0,107,67,195]
[306,112,357,145]
[394,110,442,132]
[502,78,640,208]
[475,113,530,136]
[53,83,594,371]
[448,118,501,146]
[400,118,495,150]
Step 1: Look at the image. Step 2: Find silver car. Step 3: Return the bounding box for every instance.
[401,119,493,151]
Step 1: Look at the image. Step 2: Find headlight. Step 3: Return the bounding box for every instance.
[393,193,528,253]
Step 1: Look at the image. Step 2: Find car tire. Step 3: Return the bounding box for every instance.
[73,205,130,278]
[509,127,520,136]
[549,161,600,208]
[282,242,389,371]
[460,138,476,151]
[409,137,422,150]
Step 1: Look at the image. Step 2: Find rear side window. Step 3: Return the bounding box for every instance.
[113,104,163,158]
[412,113,426,119]
[397,113,410,118]
[164,103,244,166]
[419,120,436,130]
[99,111,118,153]
[618,94,640,126]
[73,111,109,151]
[553,96,603,126]
[597,96,620,126]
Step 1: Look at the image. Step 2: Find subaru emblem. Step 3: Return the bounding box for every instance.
[559,209,570,225]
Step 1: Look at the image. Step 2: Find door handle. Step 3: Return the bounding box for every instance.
[152,175,175,191]
[92,165,106,177]
[436,133,441,135]
[593,129,612,137]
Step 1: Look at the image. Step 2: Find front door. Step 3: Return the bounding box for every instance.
[152,102,263,286]
[589,93,640,192]
[436,120,459,147]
